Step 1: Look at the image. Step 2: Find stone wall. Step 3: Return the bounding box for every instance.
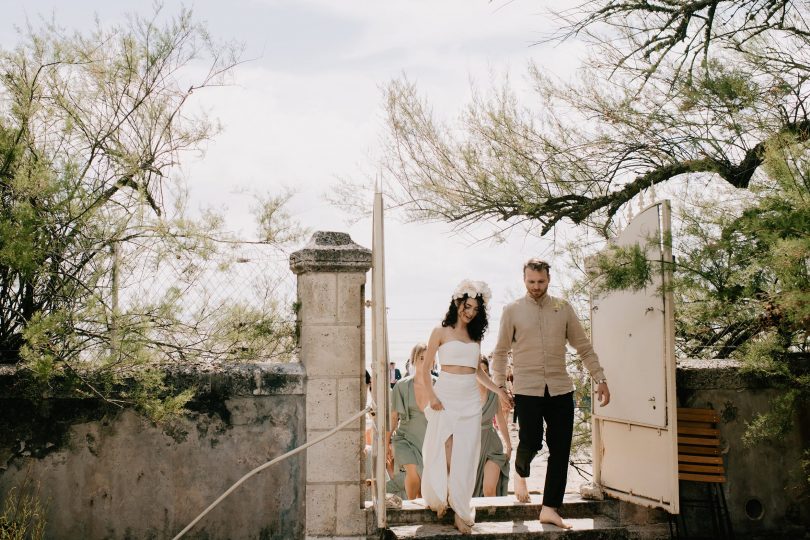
[677,359,810,538]
[0,362,305,540]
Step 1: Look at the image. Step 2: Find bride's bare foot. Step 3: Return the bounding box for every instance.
[436,504,447,519]
[454,513,473,535]
[539,505,572,529]
[514,473,530,503]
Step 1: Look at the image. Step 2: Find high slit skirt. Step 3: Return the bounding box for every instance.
[421,372,481,525]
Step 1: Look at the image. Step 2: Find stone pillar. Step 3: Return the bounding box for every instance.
[290,231,372,539]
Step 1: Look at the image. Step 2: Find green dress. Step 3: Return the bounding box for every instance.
[386,377,428,498]
[391,377,428,471]
[473,390,510,497]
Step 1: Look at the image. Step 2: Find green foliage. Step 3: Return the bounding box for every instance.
[251,189,310,245]
[679,60,761,113]
[741,389,799,447]
[136,386,196,424]
[209,303,298,361]
[738,333,792,380]
[0,7,301,421]
[590,242,653,293]
[730,139,810,447]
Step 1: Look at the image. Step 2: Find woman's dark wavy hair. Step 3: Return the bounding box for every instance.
[441,294,488,342]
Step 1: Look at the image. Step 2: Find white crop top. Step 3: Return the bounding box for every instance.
[437,340,480,369]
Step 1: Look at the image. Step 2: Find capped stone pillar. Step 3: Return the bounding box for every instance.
[290,231,372,539]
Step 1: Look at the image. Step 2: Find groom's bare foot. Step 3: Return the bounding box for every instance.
[539,505,572,529]
[454,513,472,535]
[514,474,530,503]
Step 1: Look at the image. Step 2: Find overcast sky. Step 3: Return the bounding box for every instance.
[3,0,593,366]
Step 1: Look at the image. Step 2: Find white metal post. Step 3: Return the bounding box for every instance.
[371,188,389,529]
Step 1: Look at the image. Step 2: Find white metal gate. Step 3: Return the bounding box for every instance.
[591,200,679,513]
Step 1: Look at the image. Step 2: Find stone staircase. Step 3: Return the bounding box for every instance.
[379,494,671,539]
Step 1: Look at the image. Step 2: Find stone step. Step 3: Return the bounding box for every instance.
[387,516,631,539]
[387,494,616,526]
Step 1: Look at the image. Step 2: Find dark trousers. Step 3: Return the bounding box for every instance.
[514,387,574,508]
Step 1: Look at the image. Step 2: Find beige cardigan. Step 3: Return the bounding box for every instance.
[491,293,605,397]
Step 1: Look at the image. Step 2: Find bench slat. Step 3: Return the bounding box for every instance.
[679,436,720,446]
[678,444,721,456]
[677,426,720,437]
[677,408,720,422]
[679,463,725,474]
[679,454,723,465]
[679,473,726,483]
[678,420,714,429]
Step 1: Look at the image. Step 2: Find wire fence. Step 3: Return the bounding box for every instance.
[105,237,298,365]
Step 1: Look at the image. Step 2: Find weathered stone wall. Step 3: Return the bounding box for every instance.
[677,359,810,538]
[0,362,305,540]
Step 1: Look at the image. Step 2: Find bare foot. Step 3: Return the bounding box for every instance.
[454,513,473,535]
[539,505,572,529]
[436,504,447,519]
[514,473,530,503]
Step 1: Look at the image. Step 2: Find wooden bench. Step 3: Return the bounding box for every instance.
[670,408,734,539]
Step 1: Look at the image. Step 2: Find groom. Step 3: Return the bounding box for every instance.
[491,258,610,529]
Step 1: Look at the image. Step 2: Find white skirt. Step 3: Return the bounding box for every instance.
[420,372,482,526]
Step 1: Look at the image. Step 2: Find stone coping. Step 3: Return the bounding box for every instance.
[0,360,305,398]
[675,357,786,389]
[170,360,306,396]
[289,231,371,275]
[677,358,742,370]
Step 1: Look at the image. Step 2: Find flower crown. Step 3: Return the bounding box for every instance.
[452,279,492,306]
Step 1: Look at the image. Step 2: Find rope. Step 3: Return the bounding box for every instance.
[172,405,372,540]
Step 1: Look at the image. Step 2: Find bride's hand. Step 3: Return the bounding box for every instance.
[430,398,445,411]
[497,388,514,412]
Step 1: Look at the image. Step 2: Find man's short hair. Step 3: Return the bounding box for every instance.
[523,258,551,276]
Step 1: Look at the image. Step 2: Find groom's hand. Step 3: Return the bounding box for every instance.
[596,382,611,406]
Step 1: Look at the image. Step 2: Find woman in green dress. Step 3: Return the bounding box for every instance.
[474,357,512,497]
[387,343,431,500]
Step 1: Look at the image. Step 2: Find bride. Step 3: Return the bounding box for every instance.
[415,280,513,534]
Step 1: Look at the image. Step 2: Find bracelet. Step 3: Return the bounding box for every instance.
[594,378,607,385]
